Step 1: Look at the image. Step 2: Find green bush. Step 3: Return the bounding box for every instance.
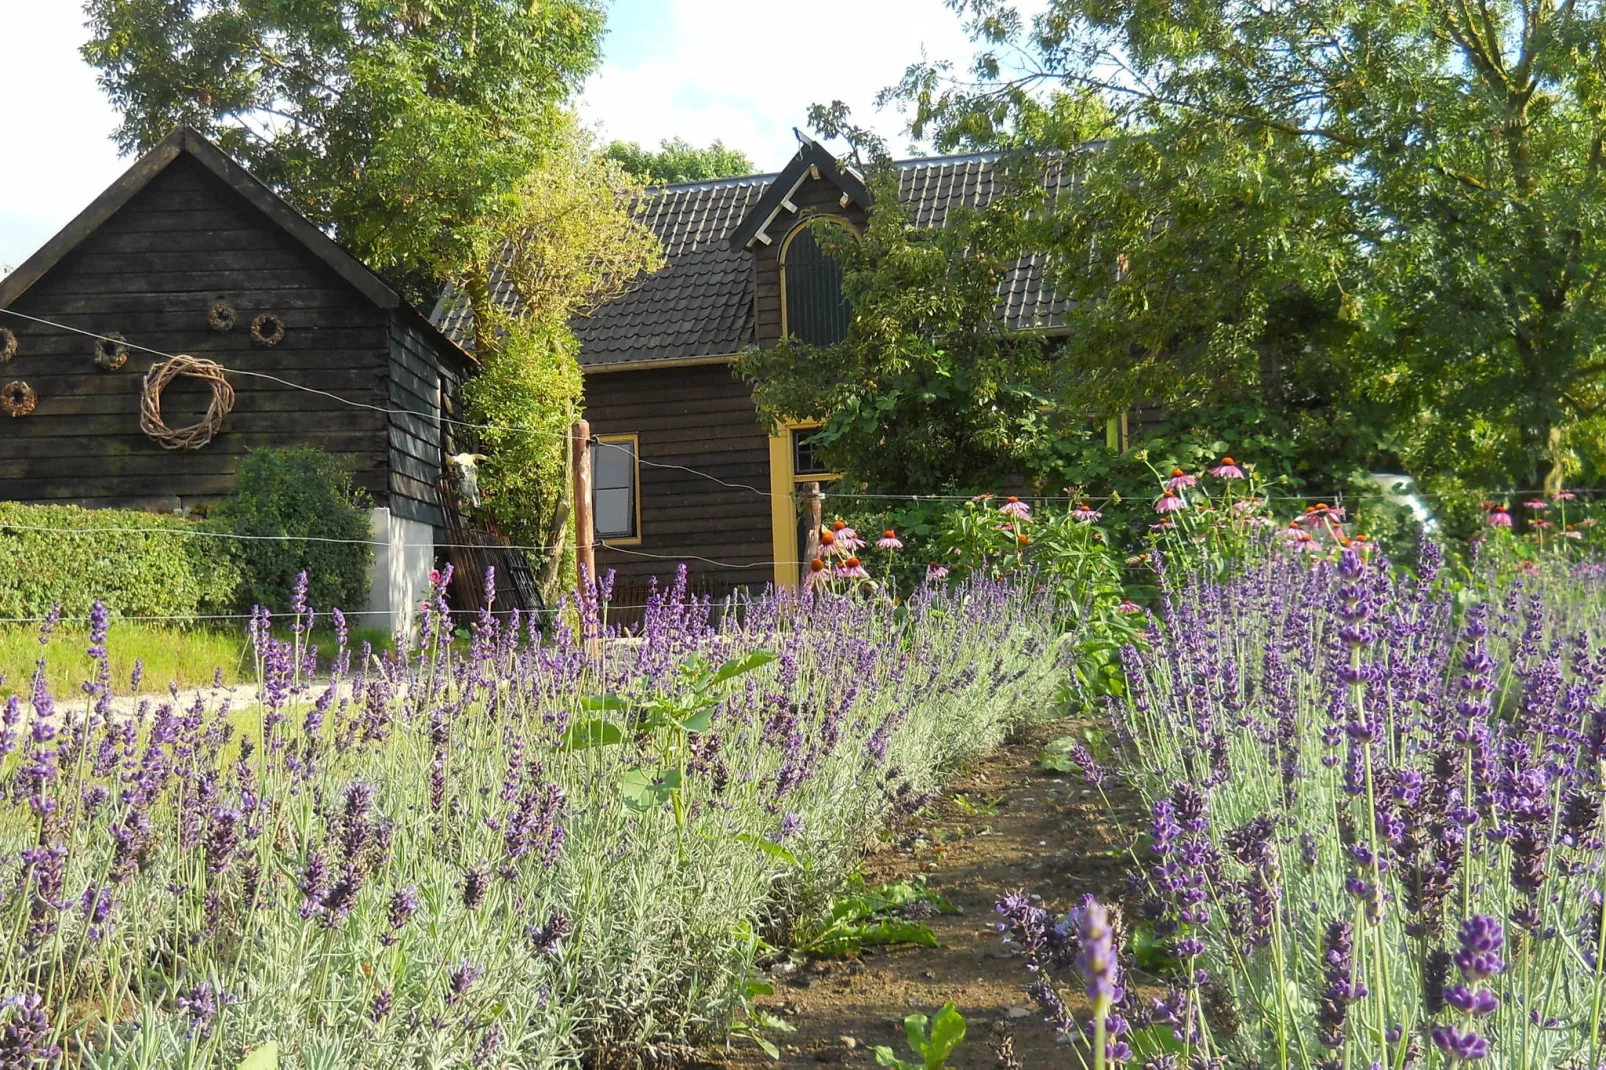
[0,503,240,621]
[211,448,374,612]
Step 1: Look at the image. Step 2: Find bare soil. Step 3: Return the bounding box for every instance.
[703,719,1146,1069]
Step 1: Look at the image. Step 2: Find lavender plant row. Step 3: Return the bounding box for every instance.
[0,567,1063,1068]
[1109,544,1606,1069]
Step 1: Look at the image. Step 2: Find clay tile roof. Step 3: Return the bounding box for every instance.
[430,151,1076,368]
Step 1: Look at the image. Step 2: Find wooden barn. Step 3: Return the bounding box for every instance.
[0,127,476,634]
[434,135,1069,604]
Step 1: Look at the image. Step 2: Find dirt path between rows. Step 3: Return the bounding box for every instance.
[705,719,1147,1069]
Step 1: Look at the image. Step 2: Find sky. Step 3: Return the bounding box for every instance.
[0,0,1008,273]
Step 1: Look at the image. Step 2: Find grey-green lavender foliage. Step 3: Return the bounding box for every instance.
[0,567,1063,1067]
[1100,542,1606,1069]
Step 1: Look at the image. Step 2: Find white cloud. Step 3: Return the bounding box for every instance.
[0,2,127,271]
[580,0,990,170]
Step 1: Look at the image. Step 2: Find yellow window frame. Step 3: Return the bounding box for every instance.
[593,432,643,547]
[769,421,840,588]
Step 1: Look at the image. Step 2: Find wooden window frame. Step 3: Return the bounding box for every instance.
[768,421,841,588]
[778,214,858,343]
[592,432,643,547]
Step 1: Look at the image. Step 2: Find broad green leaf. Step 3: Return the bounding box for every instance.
[236,1043,280,1070]
[1040,753,1077,773]
[754,1011,795,1033]
[618,768,681,811]
[562,719,624,750]
[924,1004,966,1065]
[902,1014,929,1057]
[1126,1023,1185,1057]
[710,650,778,686]
[743,978,775,999]
[735,833,800,866]
[582,693,628,712]
[679,707,715,733]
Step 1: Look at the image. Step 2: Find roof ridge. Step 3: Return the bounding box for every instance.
[645,172,779,194]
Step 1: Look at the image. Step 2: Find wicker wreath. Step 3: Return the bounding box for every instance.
[250,313,286,346]
[0,327,15,362]
[208,300,237,331]
[1,380,36,418]
[140,355,234,450]
[94,332,129,371]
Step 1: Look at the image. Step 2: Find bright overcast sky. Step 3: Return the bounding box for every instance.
[0,0,1006,272]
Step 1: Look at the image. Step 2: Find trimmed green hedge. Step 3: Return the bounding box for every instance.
[0,503,241,621]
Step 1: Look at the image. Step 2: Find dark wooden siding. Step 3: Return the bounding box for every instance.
[584,362,773,603]
[754,177,869,350]
[387,314,450,529]
[0,154,392,511]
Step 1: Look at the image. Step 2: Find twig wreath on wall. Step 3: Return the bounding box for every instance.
[1,381,36,417]
[209,300,237,331]
[0,327,15,362]
[140,355,235,450]
[94,332,129,371]
[250,313,286,346]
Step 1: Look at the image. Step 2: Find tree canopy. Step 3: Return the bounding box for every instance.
[83,0,606,301]
[603,137,755,185]
[751,0,1606,502]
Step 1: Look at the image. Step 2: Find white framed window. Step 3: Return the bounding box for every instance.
[591,433,641,544]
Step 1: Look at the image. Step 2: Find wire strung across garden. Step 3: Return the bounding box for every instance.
[2,306,1596,509]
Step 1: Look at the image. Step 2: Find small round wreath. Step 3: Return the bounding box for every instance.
[94,332,129,371]
[250,313,286,347]
[1,380,36,418]
[140,355,235,450]
[0,327,15,362]
[208,300,237,332]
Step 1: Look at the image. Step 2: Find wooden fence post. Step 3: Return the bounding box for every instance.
[801,481,823,579]
[572,418,595,591]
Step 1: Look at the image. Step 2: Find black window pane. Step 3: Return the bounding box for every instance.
[784,224,851,346]
[792,428,831,476]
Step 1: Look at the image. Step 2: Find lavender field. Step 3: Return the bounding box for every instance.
[1054,544,1606,1069]
[0,567,1063,1067]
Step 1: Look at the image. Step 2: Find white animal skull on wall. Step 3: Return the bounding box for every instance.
[448,452,488,510]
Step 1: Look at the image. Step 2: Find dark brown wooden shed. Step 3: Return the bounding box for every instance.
[0,127,475,632]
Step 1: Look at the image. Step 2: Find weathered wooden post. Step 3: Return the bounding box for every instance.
[572,418,595,591]
[801,481,823,574]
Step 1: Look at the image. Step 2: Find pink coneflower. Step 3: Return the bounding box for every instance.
[1208,456,1245,479]
[1532,519,1553,530]
[1232,498,1261,514]
[925,562,949,582]
[1115,601,1142,615]
[818,529,842,556]
[998,496,1031,520]
[1523,499,1548,510]
[837,527,866,551]
[1582,518,1599,528]
[1069,503,1103,523]
[1487,506,1512,528]
[876,529,903,551]
[835,556,869,581]
[1165,468,1198,492]
[1154,491,1187,515]
[1149,520,1176,532]
[1556,490,1578,501]
[1565,526,1583,539]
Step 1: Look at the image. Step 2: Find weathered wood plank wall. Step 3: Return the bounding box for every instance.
[584,362,773,601]
[0,154,393,511]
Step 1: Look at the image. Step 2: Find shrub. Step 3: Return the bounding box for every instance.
[211,448,373,612]
[0,571,1063,1065]
[0,502,239,621]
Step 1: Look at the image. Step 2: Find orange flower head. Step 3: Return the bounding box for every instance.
[883,529,897,540]
[1220,456,1235,466]
[845,556,861,568]
[1018,534,1031,546]
[1354,534,1369,543]
[820,530,836,546]
[809,558,826,573]
[1007,496,1020,503]
[1171,468,1186,477]
[832,520,847,531]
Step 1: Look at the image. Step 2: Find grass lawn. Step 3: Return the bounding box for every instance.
[0,621,395,699]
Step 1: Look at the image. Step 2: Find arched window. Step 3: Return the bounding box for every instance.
[781,218,855,346]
